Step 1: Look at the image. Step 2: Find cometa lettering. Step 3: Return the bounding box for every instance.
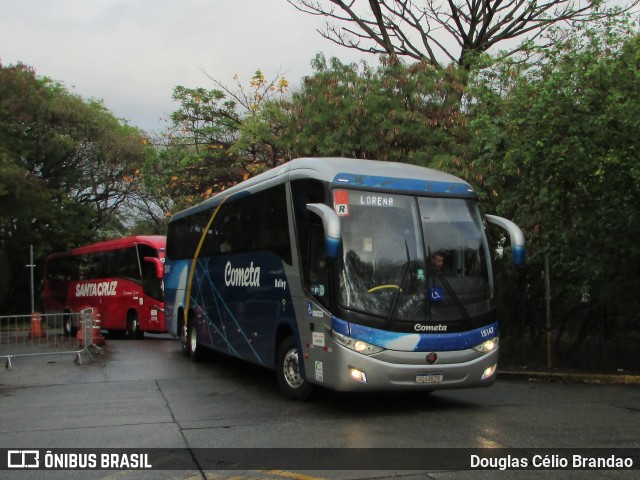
[75,281,118,298]
[224,261,261,287]
[414,324,447,332]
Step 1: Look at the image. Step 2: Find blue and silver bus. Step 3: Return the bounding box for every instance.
[164,157,525,399]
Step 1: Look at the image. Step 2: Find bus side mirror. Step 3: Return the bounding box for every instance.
[306,203,342,260]
[143,257,164,278]
[485,214,526,266]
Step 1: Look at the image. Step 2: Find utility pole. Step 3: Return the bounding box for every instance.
[545,253,552,368]
[26,245,35,314]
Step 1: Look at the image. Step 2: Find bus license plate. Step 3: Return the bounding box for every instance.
[416,373,443,384]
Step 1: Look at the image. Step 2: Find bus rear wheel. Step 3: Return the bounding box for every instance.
[276,335,313,400]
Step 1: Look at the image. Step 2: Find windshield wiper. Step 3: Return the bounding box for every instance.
[386,240,411,329]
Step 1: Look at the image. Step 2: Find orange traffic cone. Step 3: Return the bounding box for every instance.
[77,308,105,347]
[28,312,45,339]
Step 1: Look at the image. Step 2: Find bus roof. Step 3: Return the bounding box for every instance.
[47,235,166,259]
[170,157,476,223]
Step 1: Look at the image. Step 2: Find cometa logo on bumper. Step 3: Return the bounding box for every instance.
[224,261,261,287]
[414,323,447,332]
[75,281,118,298]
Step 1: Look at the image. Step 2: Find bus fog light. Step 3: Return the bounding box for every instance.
[349,367,367,383]
[473,337,499,354]
[482,364,497,380]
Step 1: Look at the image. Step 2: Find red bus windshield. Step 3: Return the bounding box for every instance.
[44,236,166,337]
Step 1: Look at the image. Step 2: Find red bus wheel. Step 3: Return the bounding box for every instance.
[126,312,143,340]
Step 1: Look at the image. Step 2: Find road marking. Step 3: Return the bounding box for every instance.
[263,470,326,480]
[201,472,325,480]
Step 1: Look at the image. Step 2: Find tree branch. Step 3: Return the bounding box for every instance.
[287,0,640,69]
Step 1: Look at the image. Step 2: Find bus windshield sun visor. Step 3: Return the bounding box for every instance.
[306,203,342,260]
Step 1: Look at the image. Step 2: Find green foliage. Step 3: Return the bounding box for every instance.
[162,85,242,211]
[286,55,468,167]
[0,62,148,312]
[150,70,291,215]
[158,61,473,215]
[469,19,640,343]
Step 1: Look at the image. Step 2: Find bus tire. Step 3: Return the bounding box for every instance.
[187,321,202,362]
[126,312,143,340]
[276,335,313,400]
[63,313,76,336]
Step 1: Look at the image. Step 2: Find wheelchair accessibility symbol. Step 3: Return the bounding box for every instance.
[430,287,443,302]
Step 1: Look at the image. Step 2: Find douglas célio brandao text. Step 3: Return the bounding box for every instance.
[470,453,634,470]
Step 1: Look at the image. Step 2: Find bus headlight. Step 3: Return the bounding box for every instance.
[473,337,499,354]
[332,331,384,355]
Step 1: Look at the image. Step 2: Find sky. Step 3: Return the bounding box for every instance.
[0,0,369,133]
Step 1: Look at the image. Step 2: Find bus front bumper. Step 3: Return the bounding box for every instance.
[308,340,500,392]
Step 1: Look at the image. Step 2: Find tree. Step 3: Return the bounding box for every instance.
[148,70,290,215]
[285,54,467,165]
[0,62,147,312]
[230,72,294,170]
[287,0,639,69]
[467,20,640,365]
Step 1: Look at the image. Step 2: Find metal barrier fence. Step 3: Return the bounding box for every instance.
[0,309,103,369]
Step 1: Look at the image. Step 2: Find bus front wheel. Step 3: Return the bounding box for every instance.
[276,335,313,400]
[126,312,144,340]
[187,322,202,362]
[63,313,76,336]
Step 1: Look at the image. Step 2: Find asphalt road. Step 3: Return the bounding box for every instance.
[1,334,639,479]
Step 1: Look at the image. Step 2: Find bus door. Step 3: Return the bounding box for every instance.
[139,245,165,331]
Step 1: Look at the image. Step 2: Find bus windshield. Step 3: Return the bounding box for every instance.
[337,190,494,328]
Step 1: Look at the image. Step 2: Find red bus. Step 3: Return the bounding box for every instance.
[44,236,166,338]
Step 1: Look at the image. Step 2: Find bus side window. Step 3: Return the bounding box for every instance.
[291,179,331,307]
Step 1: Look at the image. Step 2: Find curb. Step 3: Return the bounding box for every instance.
[498,369,640,385]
